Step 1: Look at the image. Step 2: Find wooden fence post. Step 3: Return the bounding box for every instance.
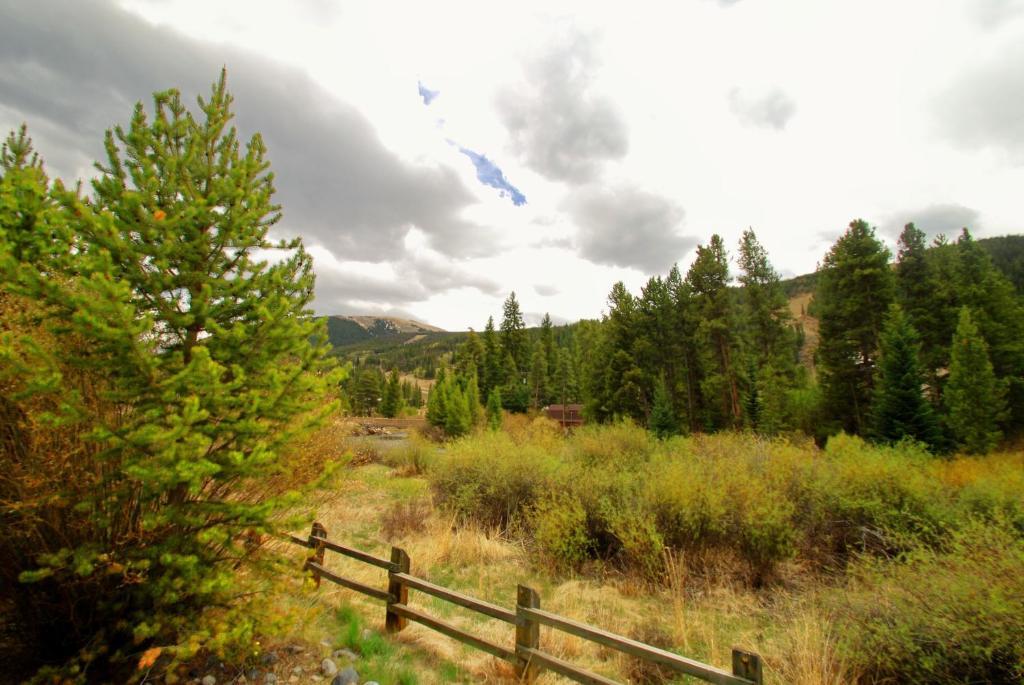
[732,648,763,684]
[309,521,327,588]
[515,585,541,683]
[385,547,410,633]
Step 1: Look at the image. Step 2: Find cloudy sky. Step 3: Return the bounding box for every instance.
[2,0,1023,329]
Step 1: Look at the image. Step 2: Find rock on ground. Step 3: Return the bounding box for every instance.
[331,667,359,685]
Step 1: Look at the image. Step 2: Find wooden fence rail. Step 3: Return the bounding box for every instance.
[287,522,763,685]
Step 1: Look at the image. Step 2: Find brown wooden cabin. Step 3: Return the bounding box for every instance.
[544,403,584,428]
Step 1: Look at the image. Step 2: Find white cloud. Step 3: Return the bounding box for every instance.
[1,0,1021,330]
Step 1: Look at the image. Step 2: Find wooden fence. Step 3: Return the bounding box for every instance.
[287,522,763,685]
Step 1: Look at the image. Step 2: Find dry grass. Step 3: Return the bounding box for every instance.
[263,422,869,683]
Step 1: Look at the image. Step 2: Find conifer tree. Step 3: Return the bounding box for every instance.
[0,125,68,269]
[595,282,646,421]
[486,389,503,431]
[456,329,485,378]
[500,291,527,370]
[895,224,944,383]
[444,381,472,438]
[952,229,1024,426]
[636,275,679,425]
[0,75,338,673]
[355,367,382,415]
[380,369,404,418]
[816,220,895,434]
[945,307,1006,454]
[667,265,703,432]
[553,347,577,407]
[686,235,741,428]
[528,345,549,409]
[481,315,502,400]
[465,370,482,426]
[743,360,763,431]
[540,313,556,401]
[869,305,942,450]
[737,228,795,372]
[648,376,679,438]
[426,370,448,427]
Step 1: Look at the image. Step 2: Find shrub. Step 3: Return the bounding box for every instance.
[832,521,1024,683]
[428,425,1024,589]
[531,494,592,571]
[810,434,952,560]
[429,432,561,529]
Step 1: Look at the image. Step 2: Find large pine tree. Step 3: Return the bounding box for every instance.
[952,229,1024,428]
[481,315,502,400]
[737,228,795,372]
[1,75,338,674]
[945,307,1006,454]
[686,235,741,429]
[869,305,942,450]
[500,291,527,371]
[895,223,944,387]
[816,220,895,435]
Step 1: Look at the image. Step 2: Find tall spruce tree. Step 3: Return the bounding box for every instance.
[444,381,472,437]
[869,305,942,450]
[486,389,503,431]
[528,344,549,409]
[667,264,703,432]
[816,220,895,434]
[540,313,556,402]
[945,307,1006,454]
[354,367,382,415]
[500,291,527,371]
[426,370,448,427]
[481,315,502,400]
[456,329,485,379]
[465,370,482,426]
[0,75,338,674]
[553,347,577,408]
[649,376,679,438]
[895,224,944,387]
[737,228,795,372]
[380,369,404,418]
[952,229,1024,428]
[686,235,741,429]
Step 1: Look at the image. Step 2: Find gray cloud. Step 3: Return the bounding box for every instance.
[728,87,797,130]
[935,40,1024,162]
[566,185,693,273]
[533,284,560,297]
[972,0,1024,29]
[496,32,628,184]
[0,0,492,261]
[881,203,982,240]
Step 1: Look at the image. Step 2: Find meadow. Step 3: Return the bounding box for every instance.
[264,416,1024,684]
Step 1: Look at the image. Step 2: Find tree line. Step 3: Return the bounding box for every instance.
[581,222,1022,453]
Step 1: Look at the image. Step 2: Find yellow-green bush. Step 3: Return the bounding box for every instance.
[832,520,1024,683]
[429,425,1024,586]
[430,431,562,529]
[807,434,955,560]
[530,494,592,571]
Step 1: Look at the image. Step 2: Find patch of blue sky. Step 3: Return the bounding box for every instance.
[417,81,440,105]
[458,147,527,206]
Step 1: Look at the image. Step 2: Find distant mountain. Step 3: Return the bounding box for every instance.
[324,315,445,348]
